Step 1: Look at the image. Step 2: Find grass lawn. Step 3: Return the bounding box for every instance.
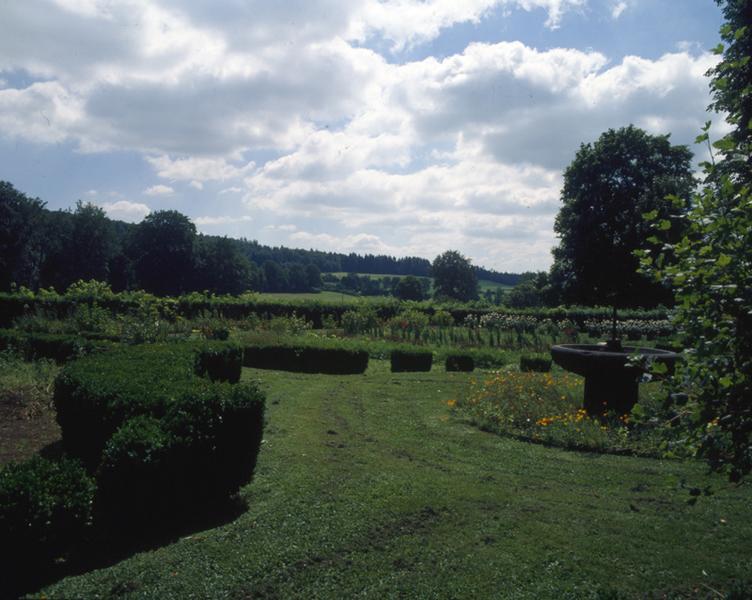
[39,362,752,598]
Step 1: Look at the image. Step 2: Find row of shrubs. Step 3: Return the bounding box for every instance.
[0,341,265,584]
[0,287,670,329]
[0,329,106,363]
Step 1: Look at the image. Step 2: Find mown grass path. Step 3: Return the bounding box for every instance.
[44,362,752,598]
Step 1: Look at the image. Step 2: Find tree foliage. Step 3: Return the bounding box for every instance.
[551,126,695,307]
[394,275,424,301]
[130,210,197,296]
[640,2,751,480]
[431,251,478,302]
[0,182,46,290]
[706,0,752,182]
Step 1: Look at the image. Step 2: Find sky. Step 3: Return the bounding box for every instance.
[0,0,727,273]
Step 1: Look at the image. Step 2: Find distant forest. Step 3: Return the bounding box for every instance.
[1,182,520,296]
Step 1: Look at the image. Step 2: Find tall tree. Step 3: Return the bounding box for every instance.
[431,251,478,302]
[394,275,424,301]
[64,201,116,285]
[194,236,255,295]
[550,125,694,308]
[262,260,288,292]
[0,182,46,290]
[130,210,196,296]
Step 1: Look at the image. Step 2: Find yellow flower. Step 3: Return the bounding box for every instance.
[447,399,457,408]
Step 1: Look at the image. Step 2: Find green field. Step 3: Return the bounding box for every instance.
[42,361,752,598]
[326,273,512,293]
[255,291,393,304]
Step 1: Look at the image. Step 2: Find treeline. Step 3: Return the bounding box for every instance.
[0,181,519,295]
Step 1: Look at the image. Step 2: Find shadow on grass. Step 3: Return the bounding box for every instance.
[5,487,249,598]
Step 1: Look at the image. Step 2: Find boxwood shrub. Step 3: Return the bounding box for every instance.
[445,354,474,372]
[52,341,263,530]
[0,328,99,363]
[519,354,552,372]
[391,350,433,372]
[0,456,94,570]
[194,341,243,383]
[243,343,368,374]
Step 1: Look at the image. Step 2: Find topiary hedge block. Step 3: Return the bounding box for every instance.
[0,456,94,577]
[0,328,102,363]
[52,341,265,531]
[243,344,368,374]
[445,354,474,372]
[193,341,243,383]
[391,350,433,372]
[519,355,552,372]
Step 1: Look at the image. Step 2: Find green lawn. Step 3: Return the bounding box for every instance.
[42,362,751,598]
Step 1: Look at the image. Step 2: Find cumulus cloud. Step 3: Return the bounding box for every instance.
[611,1,628,19]
[144,184,174,196]
[194,215,252,226]
[0,0,724,271]
[99,200,150,222]
[147,156,256,183]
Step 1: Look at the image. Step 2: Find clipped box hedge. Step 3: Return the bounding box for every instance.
[0,328,101,363]
[243,343,369,374]
[445,354,474,372]
[391,350,433,372]
[0,456,95,580]
[52,341,264,531]
[519,354,552,372]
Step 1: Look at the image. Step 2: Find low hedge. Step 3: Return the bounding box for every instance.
[0,329,100,363]
[0,456,95,575]
[51,340,262,531]
[520,355,552,372]
[445,354,474,372]
[54,342,245,467]
[391,350,433,372]
[243,343,368,374]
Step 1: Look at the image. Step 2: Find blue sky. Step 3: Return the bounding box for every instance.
[0,0,725,272]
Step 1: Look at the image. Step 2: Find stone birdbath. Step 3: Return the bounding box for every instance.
[550,308,679,416]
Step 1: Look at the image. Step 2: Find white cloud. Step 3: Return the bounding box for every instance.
[144,184,174,196]
[611,1,628,19]
[219,186,243,195]
[0,0,725,271]
[147,156,256,182]
[99,199,150,222]
[194,215,252,226]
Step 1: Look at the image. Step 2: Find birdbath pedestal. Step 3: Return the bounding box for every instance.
[550,341,679,416]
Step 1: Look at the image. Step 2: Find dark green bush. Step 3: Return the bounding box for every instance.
[0,456,94,569]
[445,354,474,372]
[95,415,172,530]
[194,341,242,383]
[243,344,368,374]
[95,382,265,530]
[520,355,552,372]
[0,328,96,363]
[54,342,256,467]
[391,350,432,372]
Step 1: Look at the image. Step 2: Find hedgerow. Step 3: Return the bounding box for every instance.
[391,350,433,372]
[445,354,474,372]
[243,343,368,374]
[0,456,95,574]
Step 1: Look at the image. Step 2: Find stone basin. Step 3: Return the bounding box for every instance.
[550,344,680,416]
